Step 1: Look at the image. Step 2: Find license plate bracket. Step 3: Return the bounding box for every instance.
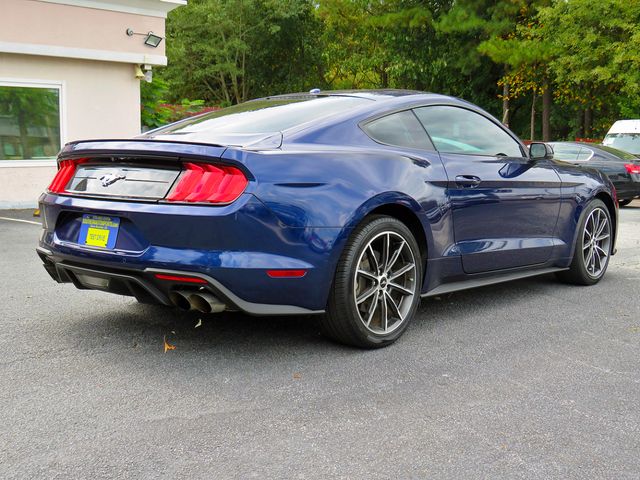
[78,214,120,249]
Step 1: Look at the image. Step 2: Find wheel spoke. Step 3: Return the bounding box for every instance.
[596,216,607,237]
[593,212,601,237]
[389,262,415,281]
[380,293,388,331]
[381,233,390,272]
[595,233,610,242]
[365,290,380,327]
[366,245,380,274]
[357,269,377,282]
[585,247,594,271]
[385,239,405,274]
[385,292,403,322]
[594,244,608,258]
[356,285,378,305]
[388,282,413,296]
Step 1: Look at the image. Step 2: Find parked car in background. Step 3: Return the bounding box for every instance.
[550,141,640,206]
[37,90,618,348]
[602,120,640,157]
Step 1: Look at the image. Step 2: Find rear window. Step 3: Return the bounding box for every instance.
[550,143,581,161]
[596,144,638,160]
[145,96,371,138]
[603,133,640,154]
[362,110,433,149]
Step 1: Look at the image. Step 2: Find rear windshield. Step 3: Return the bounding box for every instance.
[603,133,640,154]
[145,96,371,139]
[595,144,638,160]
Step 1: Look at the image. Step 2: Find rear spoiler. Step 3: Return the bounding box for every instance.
[59,139,228,162]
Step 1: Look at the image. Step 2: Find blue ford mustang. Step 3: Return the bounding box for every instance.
[37,90,617,347]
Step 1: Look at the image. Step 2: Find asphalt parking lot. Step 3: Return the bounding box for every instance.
[1,203,639,479]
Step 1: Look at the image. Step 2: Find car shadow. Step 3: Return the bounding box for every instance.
[63,272,568,360]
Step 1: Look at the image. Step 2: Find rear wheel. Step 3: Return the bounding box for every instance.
[557,199,612,285]
[320,215,423,348]
[619,199,632,207]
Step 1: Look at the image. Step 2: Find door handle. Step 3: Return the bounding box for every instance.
[455,175,481,188]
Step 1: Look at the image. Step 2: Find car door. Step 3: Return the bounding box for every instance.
[414,105,562,274]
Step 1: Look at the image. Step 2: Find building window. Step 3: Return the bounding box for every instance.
[0,82,62,160]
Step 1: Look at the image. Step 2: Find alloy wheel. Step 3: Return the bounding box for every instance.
[353,231,417,334]
[582,207,611,278]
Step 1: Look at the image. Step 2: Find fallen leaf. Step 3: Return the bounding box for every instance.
[194,319,202,328]
[163,335,176,353]
[293,372,302,380]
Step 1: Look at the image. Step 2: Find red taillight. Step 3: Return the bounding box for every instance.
[47,158,87,193]
[154,273,208,284]
[166,162,248,204]
[624,163,640,174]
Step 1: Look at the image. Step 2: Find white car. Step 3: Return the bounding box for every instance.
[603,120,640,157]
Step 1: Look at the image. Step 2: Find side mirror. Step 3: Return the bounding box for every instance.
[529,142,554,160]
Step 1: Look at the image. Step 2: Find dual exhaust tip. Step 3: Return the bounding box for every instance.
[169,290,226,314]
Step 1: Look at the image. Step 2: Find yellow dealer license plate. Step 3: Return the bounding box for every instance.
[78,214,120,249]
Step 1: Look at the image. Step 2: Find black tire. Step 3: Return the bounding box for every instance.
[556,199,612,285]
[619,199,632,207]
[320,215,423,348]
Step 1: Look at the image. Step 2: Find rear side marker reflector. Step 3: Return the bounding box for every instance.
[266,270,307,278]
[167,162,248,204]
[47,158,87,193]
[154,273,208,284]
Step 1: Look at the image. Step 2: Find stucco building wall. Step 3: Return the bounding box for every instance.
[0,0,184,208]
[0,54,141,207]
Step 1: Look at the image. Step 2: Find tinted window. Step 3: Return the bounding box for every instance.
[146,96,371,138]
[577,147,594,161]
[550,143,581,161]
[362,110,433,149]
[414,106,523,157]
[595,144,638,160]
[603,133,640,154]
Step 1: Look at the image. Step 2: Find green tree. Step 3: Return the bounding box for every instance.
[161,0,324,104]
[537,0,640,138]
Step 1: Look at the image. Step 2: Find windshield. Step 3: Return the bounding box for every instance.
[144,96,371,142]
[602,133,640,154]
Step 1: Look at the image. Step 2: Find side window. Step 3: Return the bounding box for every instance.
[550,144,581,161]
[362,110,434,150]
[576,147,594,161]
[413,106,523,157]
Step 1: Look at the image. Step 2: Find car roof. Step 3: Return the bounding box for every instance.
[260,89,429,102]
[607,120,640,134]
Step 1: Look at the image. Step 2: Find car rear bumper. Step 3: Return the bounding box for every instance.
[37,193,345,314]
[37,247,324,315]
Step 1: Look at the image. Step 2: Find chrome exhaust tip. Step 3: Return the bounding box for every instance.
[188,292,226,314]
[169,291,191,311]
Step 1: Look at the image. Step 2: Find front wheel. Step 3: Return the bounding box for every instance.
[320,215,423,348]
[557,199,612,285]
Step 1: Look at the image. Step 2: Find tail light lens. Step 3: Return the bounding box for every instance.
[624,163,640,174]
[166,162,248,204]
[47,158,87,193]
